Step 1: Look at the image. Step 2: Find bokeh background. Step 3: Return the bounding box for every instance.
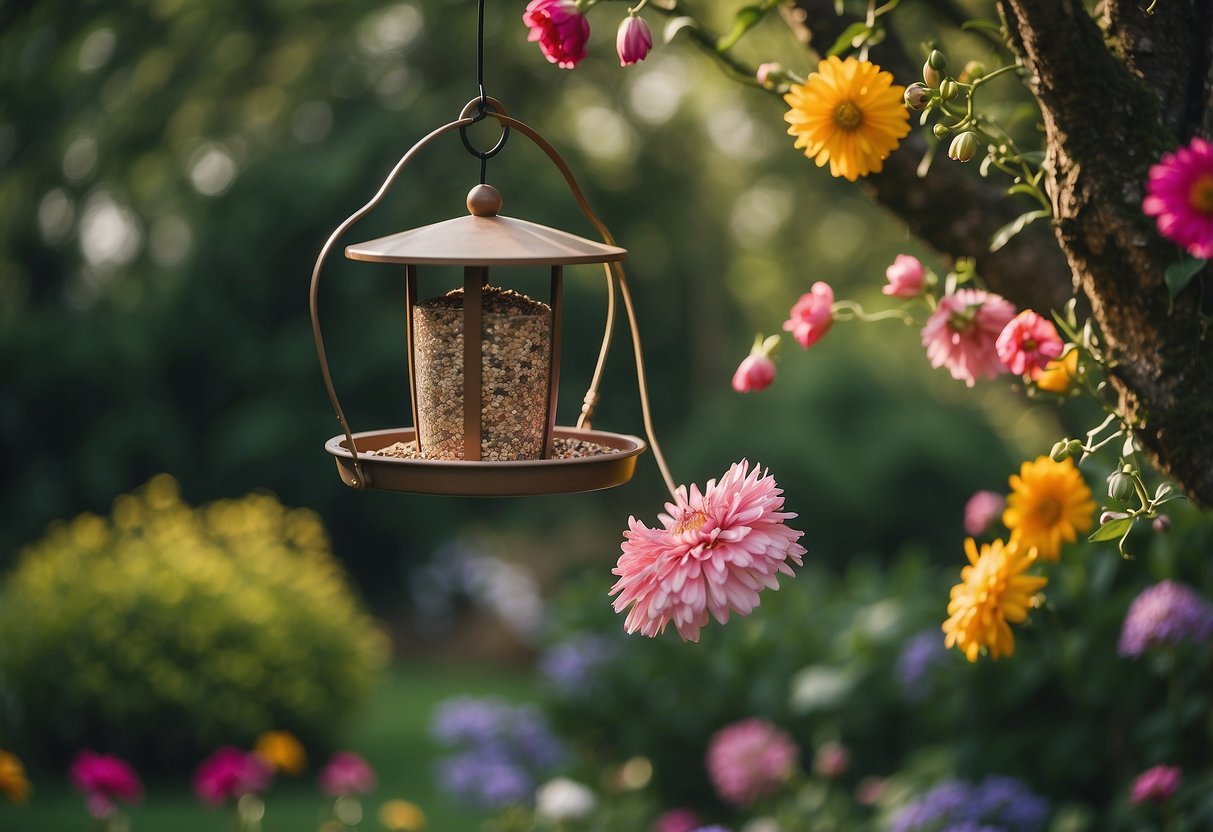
[0,0,1096,828]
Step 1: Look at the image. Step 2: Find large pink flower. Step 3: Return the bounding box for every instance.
[995,309,1063,379]
[610,461,806,642]
[318,751,377,797]
[782,282,834,348]
[705,718,799,807]
[70,751,141,818]
[920,289,1016,387]
[523,0,590,69]
[1143,137,1213,258]
[193,747,273,806]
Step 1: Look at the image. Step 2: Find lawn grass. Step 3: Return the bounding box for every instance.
[0,660,536,832]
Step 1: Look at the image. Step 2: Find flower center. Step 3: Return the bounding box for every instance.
[1022,338,1037,352]
[1189,175,1213,214]
[672,509,708,535]
[833,101,863,131]
[1032,496,1062,527]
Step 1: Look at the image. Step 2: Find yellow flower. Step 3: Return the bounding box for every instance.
[379,799,427,831]
[1035,348,1078,394]
[783,56,911,181]
[255,730,307,775]
[943,538,1047,662]
[1003,456,1095,561]
[0,750,30,805]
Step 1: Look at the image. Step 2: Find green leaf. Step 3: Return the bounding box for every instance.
[1164,255,1207,299]
[1017,150,1046,166]
[1006,183,1041,200]
[662,16,698,43]
[961,18,1002,33]
[826,22,871,57]
[1089,517,1133,542]
[989,208,1050,252]
[716,5,764,52]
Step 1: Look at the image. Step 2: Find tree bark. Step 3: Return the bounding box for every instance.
[790,0,1213,505]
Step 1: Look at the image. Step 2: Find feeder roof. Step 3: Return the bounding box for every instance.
[345,184,627,267]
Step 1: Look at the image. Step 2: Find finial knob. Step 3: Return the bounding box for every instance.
[467,184,502,217]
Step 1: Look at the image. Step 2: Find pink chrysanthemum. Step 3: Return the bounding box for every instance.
[995,309,1063,380]
[921,289,1017,387]
[609,461,806,642]
[1143,137,1213,258]
[523,0,590,69]
[705,718,799,807]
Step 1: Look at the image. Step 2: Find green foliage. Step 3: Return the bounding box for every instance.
[0,475,387,769]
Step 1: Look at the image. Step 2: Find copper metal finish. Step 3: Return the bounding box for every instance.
[310,97,672,495]
[325,427,646,496]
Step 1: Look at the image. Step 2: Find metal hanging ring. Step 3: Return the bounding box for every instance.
[458,96,510,159]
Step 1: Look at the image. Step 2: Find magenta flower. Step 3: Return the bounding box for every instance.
[705,718,799,807]
[920,288,1017,387]
[616,15,653,66]
[1130,764,1182,805]
[523,0,590,69]
[1143,137,1213,258]
[70,751,141,819]
[654,808,702,832]
[782,282,834,348]
[995,309,1063,379]
[610,461,806,642]
[193,747,273,806]
[963,490,1006,536]
[318,751,377,797]
[882,254,926,298]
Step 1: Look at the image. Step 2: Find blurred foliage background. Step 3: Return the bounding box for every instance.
[0,0,1064,601]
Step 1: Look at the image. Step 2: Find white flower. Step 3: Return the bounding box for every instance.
[742,819,782,832]
[535,778,596,824]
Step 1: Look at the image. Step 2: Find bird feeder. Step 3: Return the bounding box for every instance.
[310,98,674,497]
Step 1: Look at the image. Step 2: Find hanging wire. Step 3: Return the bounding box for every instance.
[459,0,509,182]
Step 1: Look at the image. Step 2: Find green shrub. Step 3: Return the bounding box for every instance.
[0,475,388,769]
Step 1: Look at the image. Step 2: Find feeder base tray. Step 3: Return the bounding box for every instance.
[324,426,646,496]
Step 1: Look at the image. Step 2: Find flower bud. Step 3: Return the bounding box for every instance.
[1152,514,1171,533]
[1100,510,1129,526]
[923,50,946,87]
[1107,470,1136,502]
[1050,440,1070,462]
[1066,439,1084,456]
[961,60,986,82]
[939,78,958,101]
[947,131,980,162]
[756,62,786,88]
[616,14,653,67]
[932,123,950,139]
[903,82,931,111]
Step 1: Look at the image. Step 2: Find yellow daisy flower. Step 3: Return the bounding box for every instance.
[0,750,30,805]
[1003,456,1095,561]
[943,538,1047,662]
[1035,348,1078,394]
[783,56,911,181]
[379,799,427,831]
[254,730,307,776]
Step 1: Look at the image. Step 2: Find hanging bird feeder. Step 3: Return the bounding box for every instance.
[309,94,675,498]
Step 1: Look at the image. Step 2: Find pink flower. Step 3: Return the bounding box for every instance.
[732,353,775,392]
[610,461,806,642]
[920,288,1016,386]
[1130,764,1182,805]
[782,282,834,348]
[963,490,1006,536]
[995,309,1063,379]
[1143,137,1213,258]
[811,742,849,779]
[70,751,141,819]
[882,254,926,298]
[616,15,653,66]
[654,809,701,832]
[705,718,799,807]
[523,0,590,69]
[193,747,273,806]
[318,751,377,797]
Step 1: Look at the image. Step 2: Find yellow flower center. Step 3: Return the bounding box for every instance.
[1031,496,1062,527]
[1190,175,1213,214]
[834,101,863,131]
[673,509,708,535]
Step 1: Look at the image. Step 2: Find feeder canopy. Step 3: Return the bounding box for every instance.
[345,184,627,267]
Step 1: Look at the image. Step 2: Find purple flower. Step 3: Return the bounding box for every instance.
[435,752,534,808]
[431,697,513,746]
[891,777,1047,832]
[897,630,949,700]
[539,634,617,691]
[1118,580,1213,657]
[1130,764,1182,805]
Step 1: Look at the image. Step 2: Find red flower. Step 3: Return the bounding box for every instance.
[523,0,590,69]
